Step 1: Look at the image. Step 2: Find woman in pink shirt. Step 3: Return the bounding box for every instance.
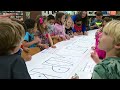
[54,12,70,41]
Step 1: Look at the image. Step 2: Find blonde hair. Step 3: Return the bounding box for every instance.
[65,15,74,27]
[0,18,25,55]
[103,20,120,57]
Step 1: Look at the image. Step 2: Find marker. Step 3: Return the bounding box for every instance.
[72,73,79,79]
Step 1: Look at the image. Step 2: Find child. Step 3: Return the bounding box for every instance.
[72,11,88,35]
[35,15,56,50]
[47,15,55,35]
[11,18,32,61]
[54,12,70,41]
[92,17,112,61]
[47,15,60,42]
[0,18,31,79]
[65,15,74,38]
[90,11,103,30]
[91,20,120,79]
[73,16,83,35]
[22,18,41,48]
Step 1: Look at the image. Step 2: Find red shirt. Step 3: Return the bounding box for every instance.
[74,24,82,32]
[21,45,24,49]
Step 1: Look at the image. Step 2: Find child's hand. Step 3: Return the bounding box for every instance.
[70,35,74,38]
[97,29,101,32]
[91,50,100,64]
[23,47,29,53]
[43,44,49,49]
[74,32,78,36]
[55,35,60,39]
[91,46,95,50]
[51,45,56,48]
[78,32,83,35]
[93,24,98,28]
[34,36,41,43]
[24,55,32,61]
[84,32,88,35]
[66,35,70,40]
[62,36,67,41]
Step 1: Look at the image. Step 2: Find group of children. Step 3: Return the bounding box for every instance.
[21,12,89,61]
[72,14,120,79]
[0,11,120,79]
[0,12,88,79]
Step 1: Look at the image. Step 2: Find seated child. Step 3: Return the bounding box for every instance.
[65,15,74,38]
[47,15,55,35]
[47,15,60,43]
[91,20,120,79]
[0,18,31,79]
[35,15,56,50]
[90,11,103,30]
[22,18,41,48]
[54,12,70,41]
[74,17,83,35]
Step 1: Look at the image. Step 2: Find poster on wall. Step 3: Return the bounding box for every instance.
[26,12,30,19]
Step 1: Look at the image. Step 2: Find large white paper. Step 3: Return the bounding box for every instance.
[26,30,97,79]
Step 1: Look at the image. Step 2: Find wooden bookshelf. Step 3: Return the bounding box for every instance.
[0,11,23,19]
[23,11,42,21]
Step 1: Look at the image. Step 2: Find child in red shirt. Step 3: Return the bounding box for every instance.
[74,17,83,35]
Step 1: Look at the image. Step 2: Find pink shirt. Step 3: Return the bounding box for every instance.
[54,23,66,38]
[95,31,106,59]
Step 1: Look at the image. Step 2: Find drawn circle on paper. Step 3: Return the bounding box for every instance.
[52,66,70,73]
[30,72,47,79]
[43,58,73,67]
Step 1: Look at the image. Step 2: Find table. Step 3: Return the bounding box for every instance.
[21,47,41,61]
[26,30,97,79]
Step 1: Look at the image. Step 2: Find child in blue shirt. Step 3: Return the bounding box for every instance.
[23,19,41,48]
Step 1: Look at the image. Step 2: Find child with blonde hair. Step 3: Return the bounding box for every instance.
[91,20,120,79]
[65,15,74,38]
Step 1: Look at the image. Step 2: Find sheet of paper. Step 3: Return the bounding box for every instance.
[28,55,83,79]
[26,30,97,79]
